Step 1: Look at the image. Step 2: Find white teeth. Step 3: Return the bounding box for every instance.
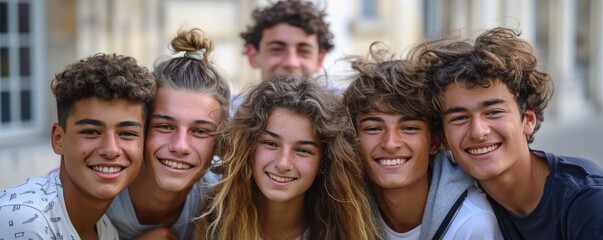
[468,145,498,155]
[160,159,192,170]
[268,173,294,183]
[92,166,122,174]
[378,158,406,166]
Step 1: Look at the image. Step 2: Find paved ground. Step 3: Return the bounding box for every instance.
[1,112,602,190]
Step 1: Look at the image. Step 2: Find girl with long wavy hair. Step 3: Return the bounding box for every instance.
[195,76,381,240]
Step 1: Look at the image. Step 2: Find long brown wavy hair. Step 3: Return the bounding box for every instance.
[195,76,381,240]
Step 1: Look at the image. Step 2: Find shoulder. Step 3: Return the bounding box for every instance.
[106,188,134,220]
[0,204,59,239]
[0,174,78,239]
[559,185,603,238]
[542,151,603,177]
[543,151,603,198]
[0,175,60,211]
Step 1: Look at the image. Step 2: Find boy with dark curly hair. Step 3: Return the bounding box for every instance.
[413,27,603,239]
[0,53,156,239]
[344,44,502,240]
[241,0,334,81]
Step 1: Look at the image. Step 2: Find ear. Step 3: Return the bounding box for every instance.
[51,123,64,155]
[523,109,537,136]
[317,50,327,69]
[245,44,259,68]
[429,132,442,155]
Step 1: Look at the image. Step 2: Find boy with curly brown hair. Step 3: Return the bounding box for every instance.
[413,27,603,239]
[241,0,334,81]
[0,53,156,239]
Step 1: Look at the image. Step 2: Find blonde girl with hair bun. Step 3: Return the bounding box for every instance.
[106,28,230,240]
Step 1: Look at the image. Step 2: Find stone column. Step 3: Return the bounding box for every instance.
[449,0,469,31]
[548,0,583,122]
[589,0,603,112]
[502,0,536,42]
[470,0,499,30]
[76,0,108,57]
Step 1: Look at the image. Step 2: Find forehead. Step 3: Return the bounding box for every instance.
[266,108,317,137]
[69,97,144,123]
[259,23,319,47]
[152,88,222,123]
[442,81,515,107]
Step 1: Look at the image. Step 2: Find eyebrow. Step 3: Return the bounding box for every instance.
[443,98,507,115]
[193,120,218,128]
[74,118,143,128]
[358,115,418,124]
[359,116,383,124]
[151,114,175,122]
[152,114,217,128]
[262,130,320,148]
[266,40,314,49]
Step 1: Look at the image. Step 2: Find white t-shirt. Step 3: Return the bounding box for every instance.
[106,171,219,240]
[440,186,503,240]
[379,186,503,240]
[0,172,118,240]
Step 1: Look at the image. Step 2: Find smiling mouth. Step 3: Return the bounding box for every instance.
[467,144,500,155]
[377,158,408,166]
[267,173,295,183]
[160,159,192,170]
[91,166,123,174]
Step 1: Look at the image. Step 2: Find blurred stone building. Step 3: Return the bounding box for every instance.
[1,0,602,188]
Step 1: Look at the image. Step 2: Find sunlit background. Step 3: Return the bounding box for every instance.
[1,0,602,189]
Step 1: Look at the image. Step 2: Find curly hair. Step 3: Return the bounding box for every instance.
[153,28,231,123]
[240,0,334,53]
[344,42,439,132]
[196,76,381,240]
[51,53,156,129]
[410,27,553,143]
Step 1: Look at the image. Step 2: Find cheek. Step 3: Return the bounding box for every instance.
[359,136,377,151]
[252,148,268,169]
[127,142,144,159]
[445,128,462,146]
[193,139,216,155]
[303,158,321,176]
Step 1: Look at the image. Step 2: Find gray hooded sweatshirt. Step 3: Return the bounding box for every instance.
[369,151,474,240]
[419,152,474,240]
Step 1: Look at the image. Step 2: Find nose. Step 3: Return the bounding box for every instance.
[98,133,122,159]
[168,130,192,155]
[275,149,293,172]
[282,49,302,69]
[381,129,403,152]
[469,116,490,140]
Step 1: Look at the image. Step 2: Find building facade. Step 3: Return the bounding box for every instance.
[1,0,602,188]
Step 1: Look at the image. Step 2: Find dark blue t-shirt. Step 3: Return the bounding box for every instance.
[489,151,603,240]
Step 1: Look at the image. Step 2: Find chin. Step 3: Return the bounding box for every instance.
[159,179,192,192]
[94,188,123,200]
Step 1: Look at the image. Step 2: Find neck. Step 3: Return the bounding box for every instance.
[59,165,107,239]
[258,195,306,240]
[371,173,430,233]
[128,165,191,226]
[480,150,549,215]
